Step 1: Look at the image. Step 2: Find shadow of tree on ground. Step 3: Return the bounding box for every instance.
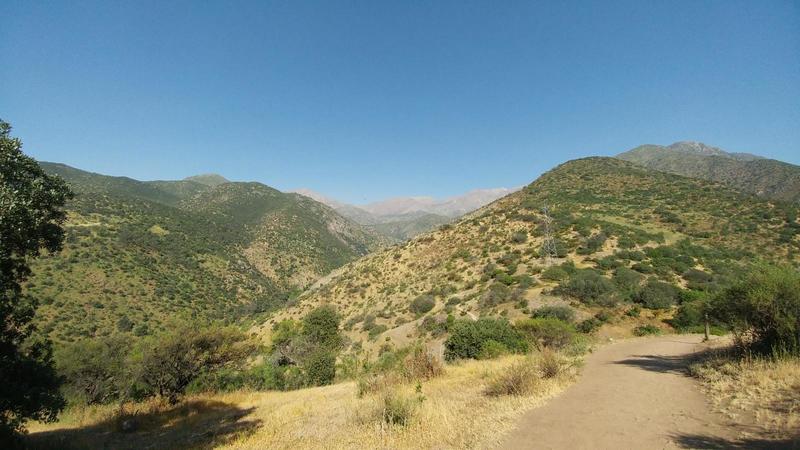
[670,432,799,449]
[613,353,693,375]
[25,399,261,450]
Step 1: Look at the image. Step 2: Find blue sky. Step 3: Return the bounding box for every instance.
[2,1,798,204]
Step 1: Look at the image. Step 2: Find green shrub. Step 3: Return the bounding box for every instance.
[670,300,705,330]
[709,264,800,354]
[511,231,528,243]
[540,266,569,282]
[613,267,644,300]
[625,305,641,318]
[556,270,616,305]
[531,305,576,323]
[443,318,528,361]
[477,340,509,359]
[516,318,577,350]
[304,348,337,386]
[410,295,436,315]
[633,325,662,336]
[130,323,255,403]
[634,280,680,309]
[576,317,602,334]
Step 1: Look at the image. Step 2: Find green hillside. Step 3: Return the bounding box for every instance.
[26,163,386,344]
[266,157,799,350]
[617,143,800,204]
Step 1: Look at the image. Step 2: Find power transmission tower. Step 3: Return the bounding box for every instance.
[540,205,558,264]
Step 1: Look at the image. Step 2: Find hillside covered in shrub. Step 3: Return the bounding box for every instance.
[25,163,387,344]
[263,157,800,353]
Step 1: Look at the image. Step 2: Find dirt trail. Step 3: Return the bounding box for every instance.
[499,335,751,449]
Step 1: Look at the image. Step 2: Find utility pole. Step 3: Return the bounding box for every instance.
[541,205,558,264]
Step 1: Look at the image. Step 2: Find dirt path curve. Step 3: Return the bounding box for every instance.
[499,335,744,449]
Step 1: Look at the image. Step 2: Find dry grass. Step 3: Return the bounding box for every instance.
[690,351,800,441]
[484,358,541,397]
[28,354,579,449]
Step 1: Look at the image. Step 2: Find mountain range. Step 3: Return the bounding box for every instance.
[291,187,518,241]
[26,141,800,348]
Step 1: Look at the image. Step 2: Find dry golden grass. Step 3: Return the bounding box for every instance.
[217,353,577,449]
[28,353,578,450]
[690,351,800,441]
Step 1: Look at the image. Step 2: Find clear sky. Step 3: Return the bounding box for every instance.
[2,1,798,203]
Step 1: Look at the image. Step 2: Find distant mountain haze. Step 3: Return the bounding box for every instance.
[290,187,519,241]
[617,142,800,204]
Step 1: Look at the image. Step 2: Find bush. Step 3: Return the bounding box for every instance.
[540,266,569,282]
[633,325,662,336]
[131,324,254,403]
[480,283,513,308]
[444,318,528,361]
[670,300,705,330]
[477,340,509,359]
[401,346,443,381]
[709,264,800,354]
[485,359,539,396]
[516,318,577,350]
[511,231,528,243]
[634,280,680,309]
[576,318,602,334]
[410,295,436,315]
[538,349,562,379]
[531,305,576,323]
[613,267,644,300]
[304,348,337,386]
[381,391,419,426]
[269,306,345,390]
[556,270,616,305]
[303,305,343,349]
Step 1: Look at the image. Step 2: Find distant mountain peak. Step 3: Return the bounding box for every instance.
[184,173,229,186]
[617,142,798,203]
[666,141,727,156]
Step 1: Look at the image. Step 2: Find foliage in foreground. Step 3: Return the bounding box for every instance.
[443,318,528,361]
[709,264,800,354]
[0,120,71,441]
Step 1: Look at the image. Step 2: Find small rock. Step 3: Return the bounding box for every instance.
[121,419,138,433]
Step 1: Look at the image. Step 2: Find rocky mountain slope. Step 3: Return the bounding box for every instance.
[617,142,800,204]
[263,157,799,352]
[26,163,386,344]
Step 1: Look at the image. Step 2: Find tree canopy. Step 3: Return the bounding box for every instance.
[0,120,72,440]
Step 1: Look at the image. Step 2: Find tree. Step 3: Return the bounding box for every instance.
[0,120,71,440]
[709,264,800,354]
[131,323,254,403]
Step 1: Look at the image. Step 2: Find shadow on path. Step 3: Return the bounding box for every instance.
[613,354,692,375]
[25,399,260,450]
[670,432,799,449]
